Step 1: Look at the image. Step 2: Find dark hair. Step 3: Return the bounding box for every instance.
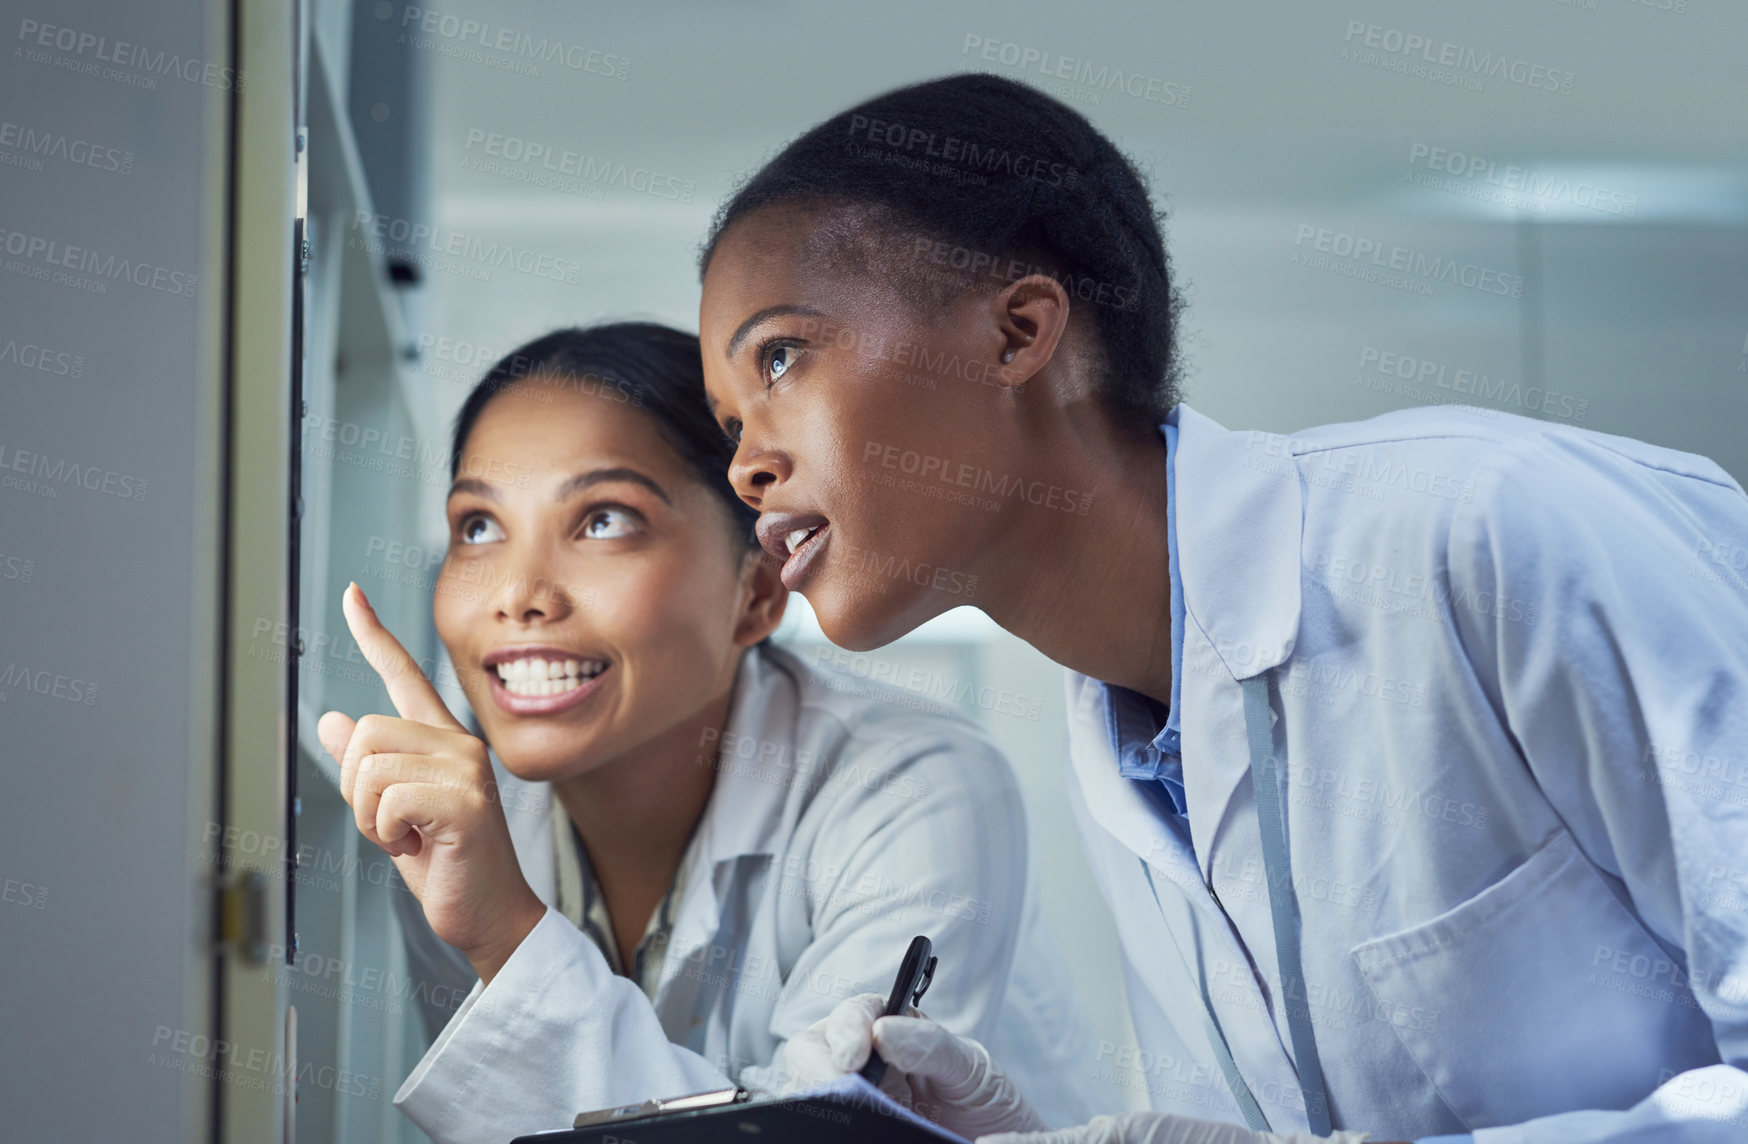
[450,322,759,547]
[700,72,1184,431]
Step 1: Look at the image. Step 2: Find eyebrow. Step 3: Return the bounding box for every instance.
[448,476,499,502]
[725,304,823,359]
[448,467,672,506]
[555,467,672,506]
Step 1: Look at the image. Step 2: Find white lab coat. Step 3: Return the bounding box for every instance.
[1069,403,1748,1141]
[389,641,1096,1144]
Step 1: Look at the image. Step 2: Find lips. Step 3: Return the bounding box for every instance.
[482,646,610,716]
[755,511,831,590]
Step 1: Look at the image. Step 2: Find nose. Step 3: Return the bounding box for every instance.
[727,439,790,510]
[490,542,579,626]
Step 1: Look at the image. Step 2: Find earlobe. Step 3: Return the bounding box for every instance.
[991,273,1069,389]
[733,547,790,646]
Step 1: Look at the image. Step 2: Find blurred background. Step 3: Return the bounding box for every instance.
[3,0,1745,1141]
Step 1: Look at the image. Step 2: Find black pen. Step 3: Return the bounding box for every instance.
[859,935,938,1086]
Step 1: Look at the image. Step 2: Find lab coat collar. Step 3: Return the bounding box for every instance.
[1066,405,1306,879]
[690,642,803,868]
[655,645,801,1003]
[1067,670,1207,891]
[1170,404,1305,680]
[509,646,804,986]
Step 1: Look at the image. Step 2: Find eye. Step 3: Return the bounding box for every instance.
[458,513,505,545]
[582,506,641,540]
[760,341,802,387]
[722,417,743,444]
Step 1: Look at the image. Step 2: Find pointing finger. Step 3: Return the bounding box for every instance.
[341,582,464,731]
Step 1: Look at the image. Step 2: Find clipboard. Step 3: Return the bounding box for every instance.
[520,937,954,1142]
[510,1075,970,1144]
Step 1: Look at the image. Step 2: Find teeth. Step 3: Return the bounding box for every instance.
[785,526,817,555]
[493,656,607,697]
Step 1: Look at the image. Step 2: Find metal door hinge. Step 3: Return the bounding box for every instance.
[214,870,269,964]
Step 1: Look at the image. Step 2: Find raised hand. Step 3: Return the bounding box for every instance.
[317,582,546,984]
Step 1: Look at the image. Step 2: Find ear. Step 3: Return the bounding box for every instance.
[985,273,1072,391]
[732,546,790,647]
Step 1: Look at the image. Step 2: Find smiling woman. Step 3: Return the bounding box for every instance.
[312,321,1099,1143]
[435,323,765,798]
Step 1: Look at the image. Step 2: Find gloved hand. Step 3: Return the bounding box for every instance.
[742,994,897,1097]
[746,992,1047,1139]
[981,1112,1374,1144]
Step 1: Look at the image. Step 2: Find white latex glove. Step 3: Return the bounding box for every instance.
[741,994,898,1097]
[870,1009,1048,1138]
[745,992,1048,1138]
[981,1112,1374,1144]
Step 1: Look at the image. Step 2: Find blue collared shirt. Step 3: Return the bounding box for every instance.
[1106,420,1188,815]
